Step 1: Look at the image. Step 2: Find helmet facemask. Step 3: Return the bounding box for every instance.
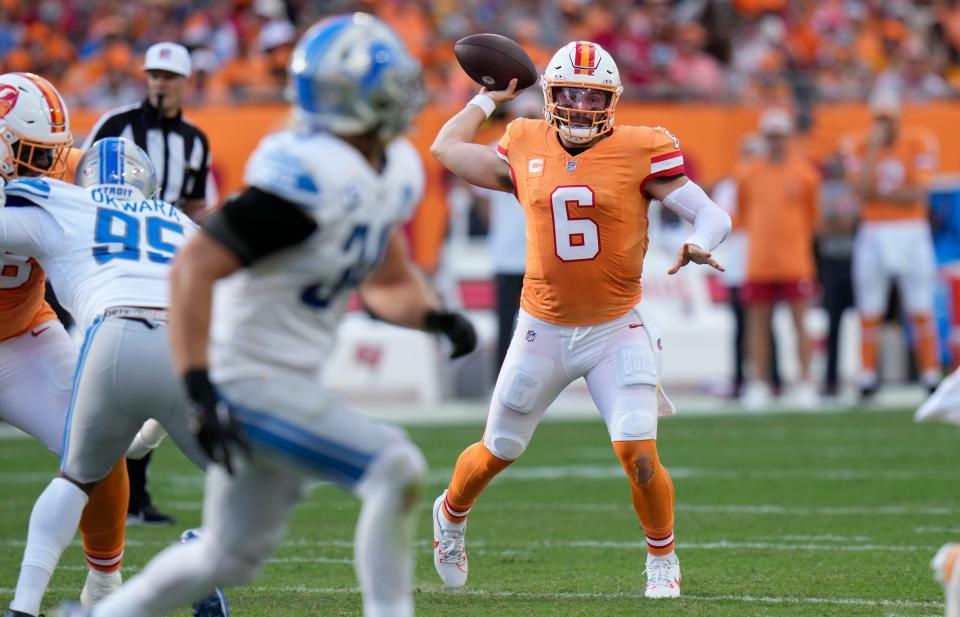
[0,130,71,179]
[543,81,620,145]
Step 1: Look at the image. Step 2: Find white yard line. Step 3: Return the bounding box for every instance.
[1,536,935,554]
[482,501,956,516]
[0,585,944,610]
[422,465,960,484]
[240,585,944,609]
[6,464,952,487]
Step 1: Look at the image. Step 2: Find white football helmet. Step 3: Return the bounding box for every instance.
[0,72,72,179]
[541,41,623,144]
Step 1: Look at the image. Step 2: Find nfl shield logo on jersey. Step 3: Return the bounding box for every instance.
[565,160,577,172]
[525,329,537,342]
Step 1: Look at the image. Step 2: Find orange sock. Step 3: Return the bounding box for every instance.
[79,460,129,573]
[613,440,675,556]
[442,442,513,523]
[860,316,882,383]
[911,314,941,383]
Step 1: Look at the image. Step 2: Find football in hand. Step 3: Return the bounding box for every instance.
[454,33,539,92]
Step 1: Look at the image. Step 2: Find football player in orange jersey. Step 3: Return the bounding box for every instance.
[0,73,128,616]
[429,41,731,598]
[843,89,941,398]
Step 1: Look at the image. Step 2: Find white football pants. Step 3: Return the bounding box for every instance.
[0,319,76,453]
[853,220,937,317]
[60,315,208,482]
[92,371,426,617]
[483,302,674,461]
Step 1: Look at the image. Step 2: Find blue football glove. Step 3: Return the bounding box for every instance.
[183,369,249,475]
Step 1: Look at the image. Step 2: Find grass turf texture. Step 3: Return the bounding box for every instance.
[0,408,955,616]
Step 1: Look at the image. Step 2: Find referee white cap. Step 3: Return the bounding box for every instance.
[144,42,192,78]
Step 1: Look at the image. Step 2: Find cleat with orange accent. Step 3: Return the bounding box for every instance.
[645,552,681,599]
[932,543,960,617]
[432,492,468,588]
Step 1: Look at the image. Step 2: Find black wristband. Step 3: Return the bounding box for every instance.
[183,368,215,402]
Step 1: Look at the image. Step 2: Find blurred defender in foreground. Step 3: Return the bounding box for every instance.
[70,13,476,617]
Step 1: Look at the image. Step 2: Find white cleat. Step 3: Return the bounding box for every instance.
[432,492,468,588]
[645,553,681,599]
[793,381,820,411]
[80,568,122,607]
[740,380,772,412]
[931,543,960,617]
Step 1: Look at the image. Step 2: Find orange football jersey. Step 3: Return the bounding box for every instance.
[844,127,937,222]
[496,118,684,326]
[0,146,83,342]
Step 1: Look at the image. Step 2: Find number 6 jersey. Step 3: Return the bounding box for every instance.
[0,178,195,331]
[496,118,684,326]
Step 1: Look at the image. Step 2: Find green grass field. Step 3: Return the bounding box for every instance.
[1,408,956,616]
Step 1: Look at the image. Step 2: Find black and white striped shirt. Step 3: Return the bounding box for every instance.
[82,100,211,205]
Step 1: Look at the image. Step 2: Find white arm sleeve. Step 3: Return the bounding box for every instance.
[661,180,732,252]
[0,206,65,256]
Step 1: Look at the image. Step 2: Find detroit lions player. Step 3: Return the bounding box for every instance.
[68,13,476,617]
[2,138,227,617]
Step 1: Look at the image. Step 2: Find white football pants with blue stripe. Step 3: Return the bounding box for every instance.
[60,315,208,481]
[92,372,427,617]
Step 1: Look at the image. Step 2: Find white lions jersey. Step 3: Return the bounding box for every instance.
[210,129,424,381]
[0,178,196,331]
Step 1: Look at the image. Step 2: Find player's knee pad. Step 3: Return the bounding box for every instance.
[361,440,427,496]
[606,386,658,442]
[483,430,527,460]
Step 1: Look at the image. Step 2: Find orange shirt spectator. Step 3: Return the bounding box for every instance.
[736,136,820,282]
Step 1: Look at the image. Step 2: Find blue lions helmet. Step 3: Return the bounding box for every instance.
[288,12,425,141]
[75,137,159,199]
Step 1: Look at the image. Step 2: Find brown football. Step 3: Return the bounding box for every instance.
[454,33,539,92]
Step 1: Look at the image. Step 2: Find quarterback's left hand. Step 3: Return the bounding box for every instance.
[425,310,477,359]
[668,243,725,275]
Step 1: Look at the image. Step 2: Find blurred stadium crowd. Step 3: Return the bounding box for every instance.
[3,0,960,404]
[4,0,960,110]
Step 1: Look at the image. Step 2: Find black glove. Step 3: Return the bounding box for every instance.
[425,309,477,359]
[184,369,249,475]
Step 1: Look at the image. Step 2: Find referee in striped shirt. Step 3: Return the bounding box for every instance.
[83,42,211,220]
[83,42,212,525]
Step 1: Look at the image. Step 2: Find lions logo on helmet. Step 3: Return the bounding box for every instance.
[541,41,624,145]
[287,12,425,142]
[0,72,72,179]
[75,137,160,200]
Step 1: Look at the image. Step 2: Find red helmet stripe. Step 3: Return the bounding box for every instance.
[573,42,596,76]
[18,73,66,134]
